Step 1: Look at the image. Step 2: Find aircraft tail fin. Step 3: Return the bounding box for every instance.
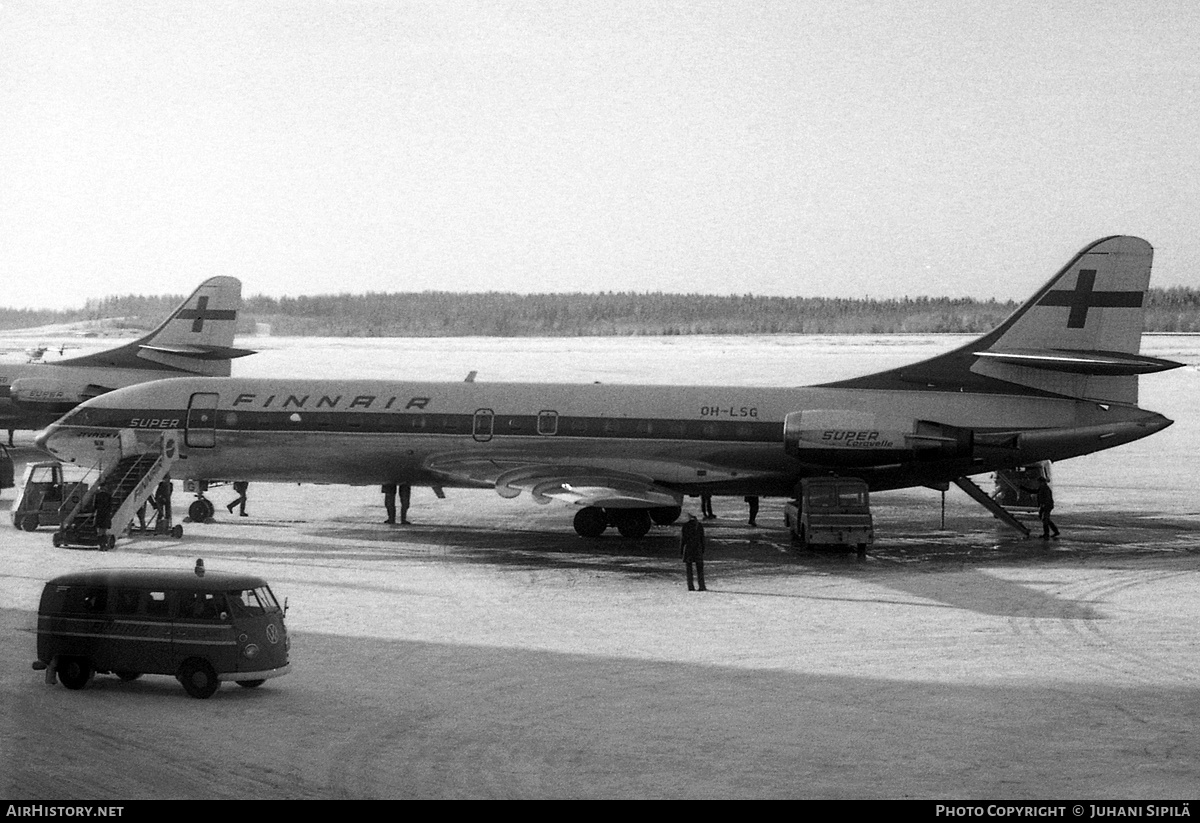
[821,236,1181,405]
[57,276,255,376]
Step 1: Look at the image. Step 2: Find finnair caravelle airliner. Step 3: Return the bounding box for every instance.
[2,277,252,433]
[37,237,1180,538]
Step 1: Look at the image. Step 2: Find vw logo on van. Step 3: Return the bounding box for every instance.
[266,623,279,644]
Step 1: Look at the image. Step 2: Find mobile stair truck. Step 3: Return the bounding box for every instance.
[53,430,181,549]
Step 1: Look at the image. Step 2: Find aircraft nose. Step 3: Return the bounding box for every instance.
[34,424,58,454]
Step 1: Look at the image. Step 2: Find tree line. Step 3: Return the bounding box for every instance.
[4,287,1200,336]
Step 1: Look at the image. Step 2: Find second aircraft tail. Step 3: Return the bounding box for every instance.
[57,276,255,376]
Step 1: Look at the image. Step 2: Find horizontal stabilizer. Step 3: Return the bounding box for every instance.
[138,343,257,360]
[973,348,1181,376]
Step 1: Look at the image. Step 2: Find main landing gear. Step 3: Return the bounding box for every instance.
[572,505,681,538]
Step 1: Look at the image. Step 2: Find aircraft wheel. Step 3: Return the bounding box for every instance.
[649,505,682,526]
[178,658,220,699]
[171,525,183,539]
[236,679,266,689]
[21,515,39,531]
[57,657,94,690]
[188,500,209,521]
[612,509,652,539]
[573,507,608,538]
[203,499,216,520]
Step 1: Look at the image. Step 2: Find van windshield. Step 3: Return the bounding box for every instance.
[227,586,280,617]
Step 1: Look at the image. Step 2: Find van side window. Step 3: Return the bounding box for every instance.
[146,591,169,617]
[113,588,142,616]
[179,592,227,621]
[60,586,108,615]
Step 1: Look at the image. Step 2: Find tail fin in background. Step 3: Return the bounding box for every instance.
[821,236,1181,405]
[56,276,255,376]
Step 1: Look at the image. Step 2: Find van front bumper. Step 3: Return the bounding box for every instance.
[218,663,291,682]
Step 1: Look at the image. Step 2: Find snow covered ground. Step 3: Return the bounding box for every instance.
[2,334,1199,799]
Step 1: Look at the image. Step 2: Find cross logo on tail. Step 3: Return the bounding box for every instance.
[1037,270,1143,329]
[177,296,237,333]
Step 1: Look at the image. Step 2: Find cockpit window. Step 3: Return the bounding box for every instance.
[227,587,279,616]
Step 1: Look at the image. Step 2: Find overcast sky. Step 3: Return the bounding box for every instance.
[2,0,1197,310]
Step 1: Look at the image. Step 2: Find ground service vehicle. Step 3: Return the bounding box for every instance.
[785,476,874,558]
[0,445,13,497]
[992,462,1051,512]
[11,460,89,532]
[33,561,290,698]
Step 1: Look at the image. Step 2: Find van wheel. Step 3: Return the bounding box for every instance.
[178,659,220,699]
[58,657,94,690]
[236,679,265,688]
[856,543,867,560]
[20,515,39,531]
[52,532,64,548]
[115,671,142,682]
[170,525,183,539]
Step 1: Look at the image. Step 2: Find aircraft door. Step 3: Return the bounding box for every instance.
[186,392,220,448]
[473,409,494,442]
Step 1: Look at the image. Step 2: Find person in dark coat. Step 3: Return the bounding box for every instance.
[1037,477,1060,539]
[680,513,707,591]
[700,494,715,519]
[227,481,249,517]
[155,476,173,525]
[398,484,412,525]
[92,488,113,547]
[382,483,397,524]
[745,495,760,526]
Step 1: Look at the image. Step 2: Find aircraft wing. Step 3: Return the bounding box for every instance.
[426,457,683,509]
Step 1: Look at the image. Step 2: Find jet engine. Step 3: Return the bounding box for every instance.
[783,409,972,465]
[9,377,108,415]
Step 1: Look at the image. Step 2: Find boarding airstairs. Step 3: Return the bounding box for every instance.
[53,431,180,549]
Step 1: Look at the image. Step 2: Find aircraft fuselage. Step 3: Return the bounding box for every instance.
[0,363,182,431]
[38,375,1173,496]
